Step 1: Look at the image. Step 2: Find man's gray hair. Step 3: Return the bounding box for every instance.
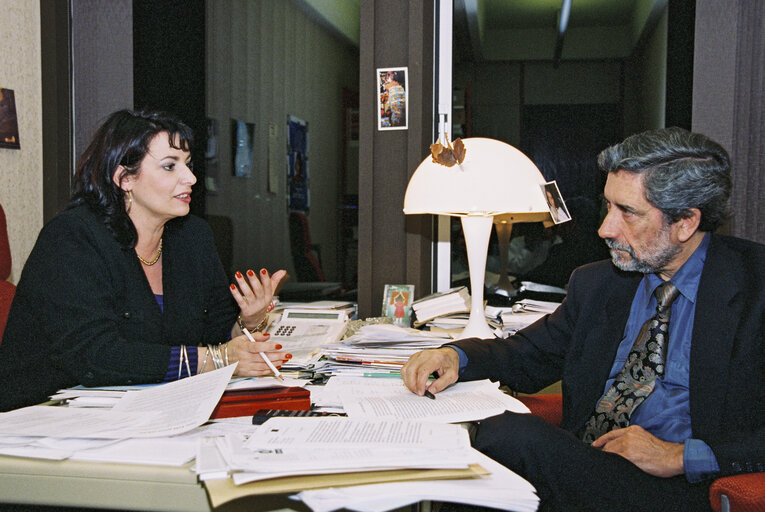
[597,127,731,232]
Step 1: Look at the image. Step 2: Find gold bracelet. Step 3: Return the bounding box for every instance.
[239,314,269,333]
[254,315,269,332]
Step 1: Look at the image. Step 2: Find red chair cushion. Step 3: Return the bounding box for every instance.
[0,280,16,342]
[710,473,765,512]
[517,393,563,427]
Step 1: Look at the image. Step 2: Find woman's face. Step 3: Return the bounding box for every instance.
[122,132,196,227]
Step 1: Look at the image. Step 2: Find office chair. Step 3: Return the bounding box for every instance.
[517,394,765,512]
[0,202,16,341]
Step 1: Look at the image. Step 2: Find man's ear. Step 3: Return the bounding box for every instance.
[112,166,132,192]
[675,208,702,243]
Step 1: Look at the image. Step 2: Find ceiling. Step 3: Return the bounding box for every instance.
[454,0,667,64]
[299,0,668,65]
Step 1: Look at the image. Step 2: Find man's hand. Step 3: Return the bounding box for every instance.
[592,425,685,477]
[401,347,460,396]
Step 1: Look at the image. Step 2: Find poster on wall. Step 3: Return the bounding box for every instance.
[231,119,254,177]
[205,118,219,194]
[377,67,408,130]
[287,115,309,212]
[0,88,21,150]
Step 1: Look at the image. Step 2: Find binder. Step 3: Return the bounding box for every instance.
[210,387,310,419]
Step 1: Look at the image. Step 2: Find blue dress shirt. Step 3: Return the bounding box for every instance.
[453,233,719,482]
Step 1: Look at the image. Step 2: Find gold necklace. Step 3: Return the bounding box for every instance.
[136,238,163,266]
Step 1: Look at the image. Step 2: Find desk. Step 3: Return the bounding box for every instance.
[0,454,311,512]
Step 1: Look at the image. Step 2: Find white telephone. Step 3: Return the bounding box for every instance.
[266,309,349,367]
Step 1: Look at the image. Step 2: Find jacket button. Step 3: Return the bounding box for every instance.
[203,308,208,315]
[123,312,131,319]
[85,372,94,380]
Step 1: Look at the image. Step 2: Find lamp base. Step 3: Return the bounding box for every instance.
[457,216,496,340]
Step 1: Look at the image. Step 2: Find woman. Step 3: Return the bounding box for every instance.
[0,109,288,411]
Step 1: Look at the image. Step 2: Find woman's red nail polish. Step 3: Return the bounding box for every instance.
[260,269,267,275]
[235,271,243,278]
[263,333,270,338]
[230,284,236,290]
[274,344,282,350]
[286,353,292,359]
[247,269,255,277]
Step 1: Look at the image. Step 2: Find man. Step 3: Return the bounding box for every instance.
[402,127,765,511]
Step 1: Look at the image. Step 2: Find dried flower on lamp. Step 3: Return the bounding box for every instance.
[430,137,466,167]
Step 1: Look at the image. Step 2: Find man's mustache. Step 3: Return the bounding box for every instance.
[605,239,636,257]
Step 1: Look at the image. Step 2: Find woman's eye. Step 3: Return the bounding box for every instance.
[163,163,175,171]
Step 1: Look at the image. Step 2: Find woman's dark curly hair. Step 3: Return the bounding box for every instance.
[70,109,194,248]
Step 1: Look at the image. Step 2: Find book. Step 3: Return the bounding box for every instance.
[412,287,471,326]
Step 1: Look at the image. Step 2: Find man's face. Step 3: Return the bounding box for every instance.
[598,170,681,275]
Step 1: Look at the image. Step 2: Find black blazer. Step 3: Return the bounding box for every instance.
[455,234,765,479]
[0,205,237,411]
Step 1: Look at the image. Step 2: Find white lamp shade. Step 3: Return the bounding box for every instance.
[404,137,550,217]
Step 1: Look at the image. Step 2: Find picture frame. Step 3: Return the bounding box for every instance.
[381,284,415,326]
[542,181,571,224]
[377,67,408,130]
[0,88,21,150]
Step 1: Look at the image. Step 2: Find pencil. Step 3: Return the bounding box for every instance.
[241,325,285,381]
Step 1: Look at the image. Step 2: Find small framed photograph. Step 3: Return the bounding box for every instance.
[0,88,21,150]
[542,181,570,224]
[381,284,415,326]
[377,67,408,130]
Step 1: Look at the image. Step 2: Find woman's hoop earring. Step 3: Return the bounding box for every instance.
[125,190,133,214]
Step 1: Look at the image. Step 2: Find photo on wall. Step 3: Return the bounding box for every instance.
[377,67,408,130]
[0,88,20,150]
[231,119,254,177]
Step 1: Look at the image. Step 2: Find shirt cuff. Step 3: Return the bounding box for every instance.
[684,438,720,483]
[445,345,468,375]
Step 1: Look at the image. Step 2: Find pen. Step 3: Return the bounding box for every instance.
[240,325,285,381]
[424,389,436,400]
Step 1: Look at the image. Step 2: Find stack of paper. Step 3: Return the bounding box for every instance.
[296,450,539,512]
[317,324,452,377]
[411,286,471,326]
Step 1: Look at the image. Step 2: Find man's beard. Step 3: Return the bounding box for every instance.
[604,228,681,274]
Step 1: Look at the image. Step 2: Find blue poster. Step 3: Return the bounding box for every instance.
[287,116,309,212]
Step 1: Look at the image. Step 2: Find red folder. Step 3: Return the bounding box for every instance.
[210,386,311,419]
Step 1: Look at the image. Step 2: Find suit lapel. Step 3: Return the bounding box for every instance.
[569,269,641,430]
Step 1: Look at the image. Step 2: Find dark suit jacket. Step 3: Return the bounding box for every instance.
[455,234,765,479]
[0,205,237,411]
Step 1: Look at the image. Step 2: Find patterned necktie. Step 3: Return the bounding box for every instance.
[581,281,680,444]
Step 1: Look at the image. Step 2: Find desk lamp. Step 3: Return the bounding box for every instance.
[404,137,552,339]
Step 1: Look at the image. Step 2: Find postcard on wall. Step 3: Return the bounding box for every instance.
[287,115,309,212]
[377,67,408,130]
[0,88,21,150]
[541,181,571,224]
[231,119,254,177]
[381,284,415,327]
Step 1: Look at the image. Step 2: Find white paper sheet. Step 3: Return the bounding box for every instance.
[0,364,236,439]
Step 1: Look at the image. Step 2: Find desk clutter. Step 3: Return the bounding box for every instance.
[0,296,561,512]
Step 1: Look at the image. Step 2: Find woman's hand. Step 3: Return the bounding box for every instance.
[200,333,292,377]
[229,268,288,331]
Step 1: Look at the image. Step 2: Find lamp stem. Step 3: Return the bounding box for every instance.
[459,215,495,340]
[495,221,517,295]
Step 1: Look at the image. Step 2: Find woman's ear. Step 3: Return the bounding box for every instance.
[112,165,132,192]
